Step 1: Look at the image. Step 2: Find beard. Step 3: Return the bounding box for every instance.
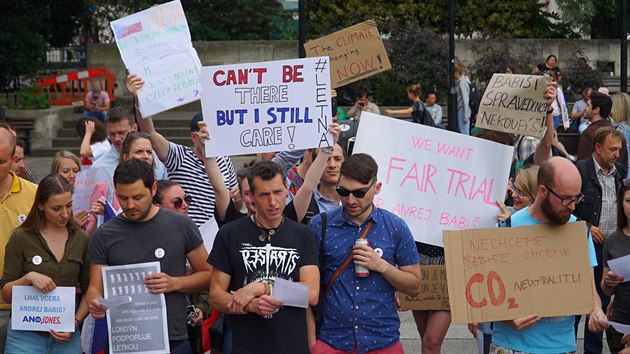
[541,194,572,225]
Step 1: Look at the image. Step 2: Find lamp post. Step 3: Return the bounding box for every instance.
[298,0,306,58]
[622,0,628,93]
[447,0,458,132]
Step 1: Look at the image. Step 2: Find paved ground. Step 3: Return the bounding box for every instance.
[27,156,609,354]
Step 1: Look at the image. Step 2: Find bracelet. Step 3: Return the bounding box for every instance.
[321,146,334,154]
[262,282,269,296]
[546,108,554,114]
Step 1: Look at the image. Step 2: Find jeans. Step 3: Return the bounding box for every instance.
[170,339,193,354]
[458,108,470,135]
[83,110,107,122]
[5,322,81,354]
[0,310,9,354]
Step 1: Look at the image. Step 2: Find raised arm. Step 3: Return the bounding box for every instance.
[292,123,340,222]
[79,120,96,157]
[126,73,170,161]
[192,121,231,221]
[533,82,557,165]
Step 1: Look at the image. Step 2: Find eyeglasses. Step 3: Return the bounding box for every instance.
[172,195,192,209]
[544,185,584,207]
[336,180,376,199]
[511,186,526,198]
[623,178,630,187]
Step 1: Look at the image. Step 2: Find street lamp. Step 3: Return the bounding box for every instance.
[447,0,458,132]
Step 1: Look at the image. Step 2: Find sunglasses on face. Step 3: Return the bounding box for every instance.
[544,185,584,207]
[172,195,192,209]
[336,180,376,199]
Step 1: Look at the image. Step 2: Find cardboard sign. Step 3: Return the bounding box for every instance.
[475,74,551,138]
[352,113,513,246]
[103,262,169,354]
[11,286,76,332]
[443,221,594,324]
[72,167,109,214]
[111,0,202,117]
[201,57,333,157]
[399,266,450,311]
[305,20,391,88]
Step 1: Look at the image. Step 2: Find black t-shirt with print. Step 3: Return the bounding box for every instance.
[207,216,318,354]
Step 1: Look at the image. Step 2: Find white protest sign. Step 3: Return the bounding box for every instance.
[11,286,76,332]
[201,57,333,157]
[199,218,219,255]
[111,0,202,117]
[103,262,169,354]
[352,113,513,246]
[73,167,109,214]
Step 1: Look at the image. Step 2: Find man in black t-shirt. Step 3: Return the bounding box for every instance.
[207,161,319,354]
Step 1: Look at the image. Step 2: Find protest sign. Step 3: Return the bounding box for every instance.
[443,221,594,324]
[11,286,75,332]
[399,266,450,311]
[352,113,513,246]
[475,74,551,137]
[304,20,391,88]
[111,0,202,117]
[103,262,169,354]
[201,57,332,157]
[73,167,109,215]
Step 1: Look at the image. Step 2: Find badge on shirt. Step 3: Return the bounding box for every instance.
[374,248,383,258]
[32,255,42,266]
[154,248,165,259]
[17,214,26,223]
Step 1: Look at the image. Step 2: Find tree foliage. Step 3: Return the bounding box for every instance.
[562,51,603,97]
[0,0,86,90]
[469,39,538,88]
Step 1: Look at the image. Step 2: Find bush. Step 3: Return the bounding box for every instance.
[562,50,603,98]
[469,39,537,90]
[6,84,50,110]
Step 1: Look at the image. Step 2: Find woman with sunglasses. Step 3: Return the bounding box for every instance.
[86,131,157,234]
[154,181,192,214]
[601,181,630,353]
[1,174,90,353]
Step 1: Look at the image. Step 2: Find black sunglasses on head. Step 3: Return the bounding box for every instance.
[336,180,376,198]
[172,195,192,209]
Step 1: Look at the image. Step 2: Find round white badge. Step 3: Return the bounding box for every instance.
[155,248,165,259]
[17,214,26,223]
[32,255,42,266]
[374,248,383,258]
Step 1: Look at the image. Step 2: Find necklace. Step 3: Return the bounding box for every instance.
[253,215,285,243]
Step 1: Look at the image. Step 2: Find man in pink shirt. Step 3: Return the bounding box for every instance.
[83,88,110,122]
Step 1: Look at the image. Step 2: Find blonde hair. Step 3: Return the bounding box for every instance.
[515,166,539,202]
[50,151,81,175]
[455,60,468,76]
[407,84,422,97]
[610,92,630,124]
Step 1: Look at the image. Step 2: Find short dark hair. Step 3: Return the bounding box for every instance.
[153,180,180,204]
[15,139,25,150]
[246,160,285,194]
[546,54,557,63]
[340,153,378,184]
[114,159,154,189]
[593,126,623,149]
[190,112,203,133]
[590,91,613,119]
[425,91,437,99]
[537,159,556,190]
[106,106,135,126]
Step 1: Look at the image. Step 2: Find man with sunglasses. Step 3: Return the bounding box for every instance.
[574,126,627,354]
[308,153,421,354]
[476,157,607,354]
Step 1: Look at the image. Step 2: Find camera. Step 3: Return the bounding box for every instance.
[186,305,199,326]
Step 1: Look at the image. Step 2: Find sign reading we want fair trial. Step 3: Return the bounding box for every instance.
[352,113,513,247]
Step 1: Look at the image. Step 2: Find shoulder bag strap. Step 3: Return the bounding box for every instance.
[323,220,374,295]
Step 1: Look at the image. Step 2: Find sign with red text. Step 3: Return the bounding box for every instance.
[201,57,333,157]
[443,222,594,323]
[475,74,551,138]
[12,286,76,332]
[304,20,391,88]
[399,266,450,311]
[111,0,203,117]
[353,112,513,246]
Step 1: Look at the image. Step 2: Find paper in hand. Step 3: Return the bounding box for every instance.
[607,254,630,283]
[273,278,309,308]
[98,296,132,309]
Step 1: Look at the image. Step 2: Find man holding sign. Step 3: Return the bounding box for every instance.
[470,157,607,354]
